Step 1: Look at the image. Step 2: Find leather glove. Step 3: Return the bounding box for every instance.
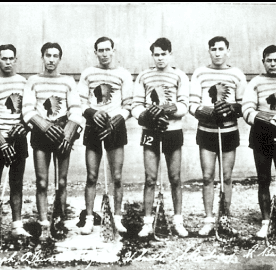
[8,123,29,138]
[93,110,109,128]
[155,116,169,132]
[138,105,164,128]
[147,105,164,121]
[0,143,16,166]
[57,139,71,157]
[214,100,233,117]
[97,114,125,141]
[45,125,65,145]
[30,114,65,144]
[57,120,82,157]
[161,103,177,118]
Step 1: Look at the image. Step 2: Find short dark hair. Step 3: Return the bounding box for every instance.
[0,44,16,57]
[94,37,114,51]
[263,45,276,59]
[208,36,229,49]
[150,38,172,53]
[41,42,63,59]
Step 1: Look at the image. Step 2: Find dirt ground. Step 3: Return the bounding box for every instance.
[1,173,276,270]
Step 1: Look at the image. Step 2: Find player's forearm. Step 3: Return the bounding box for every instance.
[131,104,145,120]
[67,109,83,126]
[22,109,38,124]
[242,100,258,125]
[173,102,188,118]
[116,109,131,121]
[189,103,201,116]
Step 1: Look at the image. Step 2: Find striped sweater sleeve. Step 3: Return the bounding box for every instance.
[78,70,90,114]
[189,69,202,116]
[242,77,258,125]
[66,77,83,125]
[117,69,133,120]
[173,70,189,117]
[131,72,146,119]
[22,76,39,123]
[235,69,247,105]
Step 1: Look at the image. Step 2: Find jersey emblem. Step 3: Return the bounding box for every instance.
[94,83,114,105]
[5,93,22,114]
[43,95,62,117]
[150,85,172,105]
[208,83,230,103]
[266,93,276,110]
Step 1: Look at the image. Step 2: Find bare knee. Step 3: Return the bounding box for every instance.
[58,177,67,190]
[169,175,181,188]
[113,171,122,188]
[86,171,98,187]
[36,177,48,192]
[223,177,232,186]
[145,175,157,188]
[203,175,214,186]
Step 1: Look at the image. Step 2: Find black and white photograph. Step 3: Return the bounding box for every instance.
[0,2,276,270]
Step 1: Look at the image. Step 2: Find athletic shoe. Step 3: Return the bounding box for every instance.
[38,220,50,242]
[80,215,94,235]
[114,215,127,233]
[11,221,31,238]
[198,217,215,236]
[173,215,188,237]
[138,216,154,237]
[256,220,269,238]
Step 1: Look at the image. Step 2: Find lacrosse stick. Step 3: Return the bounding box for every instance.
[153,135,171,241]
[0,165,10,249]
[215,126,229,241]
[100,140,116,242]
[50,153,67,241]
[208,83,237,242]
[266,195,276,247]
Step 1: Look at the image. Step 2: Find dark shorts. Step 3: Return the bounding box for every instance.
[83,121,127,154]
[31,116,67,152]
[0,136,28,165]
[140,129,183,155]
[196,129,240,153]
[249,122,276,157]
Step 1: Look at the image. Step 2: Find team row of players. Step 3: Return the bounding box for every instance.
[0,35,274,241]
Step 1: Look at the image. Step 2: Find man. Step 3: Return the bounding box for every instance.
[0,44,30,238]
[78,37,132,234]
[242,45,276,238]
[22,42,82,241]
[132,37,189,237]
[189,36,246,235]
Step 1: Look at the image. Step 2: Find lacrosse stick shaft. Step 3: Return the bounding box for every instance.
[0,166,10,249]
[159,139,162,193]
[218,127,224,191]
[102,141,108,195]
[0,166,10,202]
[53,153,59,191]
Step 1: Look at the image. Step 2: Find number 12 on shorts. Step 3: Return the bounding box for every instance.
[141,134,154,146]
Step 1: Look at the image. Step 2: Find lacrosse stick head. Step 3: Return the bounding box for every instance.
[153,192,170,240]
[266,195,276,246]
[101,194,116,242]
[5,93,22,114]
